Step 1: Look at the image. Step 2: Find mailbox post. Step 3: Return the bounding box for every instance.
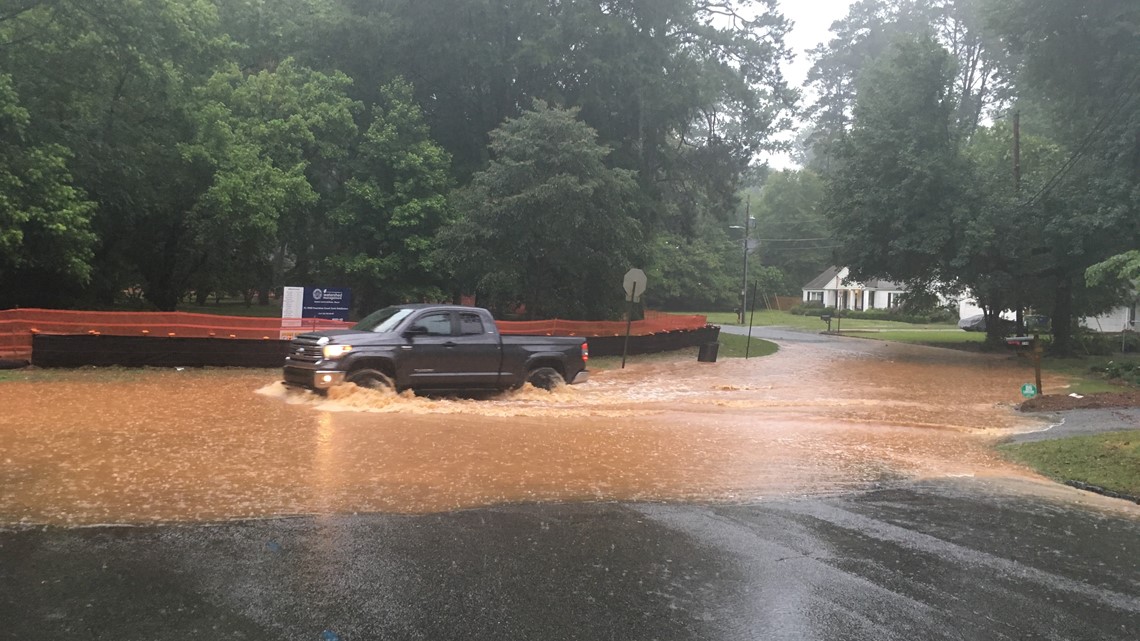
[1032,333,1043,395]
[1006,333,1044,396]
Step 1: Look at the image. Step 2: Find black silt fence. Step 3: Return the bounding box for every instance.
[32,335,291,368]
[586,327,720,357]
[31,326,721,368]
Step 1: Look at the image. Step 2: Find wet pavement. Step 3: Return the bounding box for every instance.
[1008,408,1140,443]
[0,334,1062,525]
[2,479,1137,640]
[3,328,1138,639]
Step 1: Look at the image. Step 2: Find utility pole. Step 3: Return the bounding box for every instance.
[740,196,751,325]
[1013,110,1021,193]
[1013,110,1023,333]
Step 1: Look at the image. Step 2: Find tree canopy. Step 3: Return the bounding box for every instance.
[440,102,642,320]
[808,0,1140,351]
[0,0,796,315]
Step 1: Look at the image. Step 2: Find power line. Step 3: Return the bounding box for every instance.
[759,244,840,251]
[1019,67,1140,210]
[754,237,833,242]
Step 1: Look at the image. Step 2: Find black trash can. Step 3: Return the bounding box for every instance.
[697,341,719,363]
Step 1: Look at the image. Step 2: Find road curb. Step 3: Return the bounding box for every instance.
[1063,480,1140,505]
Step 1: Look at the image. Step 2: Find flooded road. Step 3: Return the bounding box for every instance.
[0,338,1068,525]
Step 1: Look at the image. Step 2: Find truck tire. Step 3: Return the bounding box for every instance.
[347,368,394,390]
[526,367,564,391]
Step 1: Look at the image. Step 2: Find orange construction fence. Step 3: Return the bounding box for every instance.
[496,315,708,337]
[0,308,709,360]
[0,309,353,360]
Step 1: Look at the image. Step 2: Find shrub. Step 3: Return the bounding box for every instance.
[1094,360,1140,385]
[1075,330,1116,356]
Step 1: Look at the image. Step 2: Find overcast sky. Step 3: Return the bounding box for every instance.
[763,0,857,169]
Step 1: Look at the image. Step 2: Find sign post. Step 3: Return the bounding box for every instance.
[746,282,758,359]
[1032,333,1043,396]
[621,268,648,369]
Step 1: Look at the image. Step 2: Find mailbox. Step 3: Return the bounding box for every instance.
[820,314,832,322]
[1005,335,1034,349]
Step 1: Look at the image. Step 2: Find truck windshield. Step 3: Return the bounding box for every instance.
[352,307,415,333]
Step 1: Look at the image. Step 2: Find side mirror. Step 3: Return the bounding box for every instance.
[403,325,428,338]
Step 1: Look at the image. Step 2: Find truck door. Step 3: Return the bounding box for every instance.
[400,311,456,387]
[451,311,502,387]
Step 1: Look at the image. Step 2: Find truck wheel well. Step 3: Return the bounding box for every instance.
[527,359,564,378]
[349,359,395,380]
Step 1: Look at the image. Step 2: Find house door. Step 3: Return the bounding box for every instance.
[853,290,864,311]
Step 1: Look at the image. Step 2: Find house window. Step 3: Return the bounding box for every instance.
[806,291,824,303]
[887,292,902,308]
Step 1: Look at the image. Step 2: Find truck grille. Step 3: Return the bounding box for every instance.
[286,335,324,364]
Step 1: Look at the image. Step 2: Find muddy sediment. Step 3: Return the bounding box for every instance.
[1020,390,1140,412]
[0,342,1064,525]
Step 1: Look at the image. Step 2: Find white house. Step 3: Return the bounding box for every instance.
[1081,300,1138,333]
[804,266,1138,333]
[801,267,907,311]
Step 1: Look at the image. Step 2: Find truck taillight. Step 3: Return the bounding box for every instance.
[581,341,589,362]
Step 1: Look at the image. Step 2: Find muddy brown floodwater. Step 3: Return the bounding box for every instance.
[0,340,1070,525]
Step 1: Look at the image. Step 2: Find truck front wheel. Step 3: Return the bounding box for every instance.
[526,367,565,391]
[347,368,394,391]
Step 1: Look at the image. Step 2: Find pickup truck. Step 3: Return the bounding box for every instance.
[283,304,589,393]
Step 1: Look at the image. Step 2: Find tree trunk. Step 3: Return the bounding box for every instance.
[1051,278,1075,356]
[983,305,1006,349]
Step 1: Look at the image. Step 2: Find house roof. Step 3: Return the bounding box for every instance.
[866,279,905,291]
[802,266,906,291]
[802,266,840,290]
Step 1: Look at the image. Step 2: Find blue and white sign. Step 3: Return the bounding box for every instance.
[302,287,352,321]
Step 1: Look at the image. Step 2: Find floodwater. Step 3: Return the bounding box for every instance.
[0,340,1074,525]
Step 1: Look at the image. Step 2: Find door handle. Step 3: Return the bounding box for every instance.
[443,341,457,348]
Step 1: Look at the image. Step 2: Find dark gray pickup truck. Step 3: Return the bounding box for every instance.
[283,304,589,393]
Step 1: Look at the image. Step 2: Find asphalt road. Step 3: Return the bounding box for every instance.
[2,479,1137,641]
[1008,408,1140,443]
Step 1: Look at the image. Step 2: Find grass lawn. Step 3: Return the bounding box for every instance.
[717,333,779,358]
[1043,353,1140,394]
[999,431,1140,498]
[677,309,959,332]
[590,335,777,370]
[843,329,987,345]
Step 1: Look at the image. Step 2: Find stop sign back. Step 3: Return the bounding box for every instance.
[623,268,647,302]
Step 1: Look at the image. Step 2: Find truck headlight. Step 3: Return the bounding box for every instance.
[322,344,353,359]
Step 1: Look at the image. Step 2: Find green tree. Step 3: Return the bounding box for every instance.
[745,170,832,294]
[440,102,642,319]
[985,0,1140,352]
[825,36,969,289]
[328,79,454,312]
[805,0,1008,169]
[319,0,794,235]
[647,229,739,310]
[186,58,360,306]
[0,0,224,309]
[0,74,96,307]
